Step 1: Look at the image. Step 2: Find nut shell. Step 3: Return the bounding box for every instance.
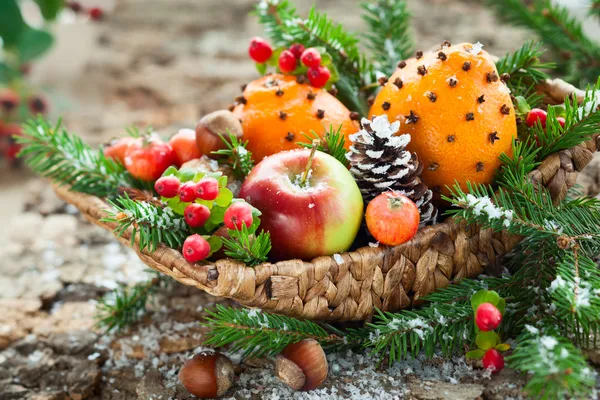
[178,351,234,398]
[196,110,243,158]
[276,339,328,391]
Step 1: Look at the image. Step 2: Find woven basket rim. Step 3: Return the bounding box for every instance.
[52,77,597,321]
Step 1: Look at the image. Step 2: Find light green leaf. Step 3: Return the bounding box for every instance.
[476,331,500,350]
[34,0,64,20]
[161,166,179,177]
[471,289,488,311]
[496,298,506,315]
[465,349,485,360]
[195,198,213,209]
[204,205,227,232]
[216,188,233,207]
[320,52,333,66]
[0,0,25,46]
[218,175,228,187]
[256,62,268,75]
[177,168,196,182]
[495,343,511,352]
[206,235,223,256]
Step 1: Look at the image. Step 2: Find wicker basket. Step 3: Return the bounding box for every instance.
[52,78,597,321]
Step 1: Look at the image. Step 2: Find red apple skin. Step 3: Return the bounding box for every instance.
[239,149,363,261]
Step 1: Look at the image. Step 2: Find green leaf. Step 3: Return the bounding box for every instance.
[162,166,179,177]
[476,331,500,350]
[34,0,64,20]
[496,298,506,315]
[195,198,213,209]
[165,197,188,215]
[471,289,501,310]
[495,343,511,352]
[218,175,228,187]
[206,235,223,256]
[256,62,268,75]
[216,188,234,207]
[0,0,25,46]
[204,205,227,232]
[177,168,196,182]
[320,52,333,66]
[18,28,54,63]
[465,349,485,359]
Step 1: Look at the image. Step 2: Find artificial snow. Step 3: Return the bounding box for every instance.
[539,336,558,350]
[464,194,513,227]
[469,42,484,55]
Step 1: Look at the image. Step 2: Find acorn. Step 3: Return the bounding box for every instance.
[178,351,234,398]
[195,110,243,159]
[275,339,328,391]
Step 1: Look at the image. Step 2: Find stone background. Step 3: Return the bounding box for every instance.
[1,0,599,399]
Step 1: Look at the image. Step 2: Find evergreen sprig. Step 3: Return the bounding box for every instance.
[532,77,600,160]
[483,0,600,86]
[495,40,555,83]
[508,327,596,398]
[591,0,600,20]
[298,124,349,167]
[15,118,135,197]
[96,273,164,333]
[360,0,414,77]
[202,305,345,358]
[103,195,190,252]
[254,0,374,115]
[211,131,255,179]
[221,224,272,267]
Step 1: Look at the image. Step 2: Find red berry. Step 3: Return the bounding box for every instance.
[89,7,103,21]
[289,43,305,59]
[557,117,566,128]
[307,66,331,89]
[475,303,502,331]
[67,1,82,13]
[279,50,297,73]
[28,95,48,115]
[525,108,547,128]
[194,177,219,201]
[0,89,19,112]
[482,349,505,373]
[224,202,253,230]
[300,48,322,68]
[184,203,211,228]
[155,176,180,198]
[179,182,197,202]
[182,234,210,263]
[248,37,273,63]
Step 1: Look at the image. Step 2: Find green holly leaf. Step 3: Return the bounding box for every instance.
[216,187,233,207]
[18,28,54,62]
[476,331,500,350]
[495,343,511,352]
[34,0,64,21]
[0,0,25,47]
[465,349,485,360]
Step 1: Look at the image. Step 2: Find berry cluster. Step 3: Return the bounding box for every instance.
[154,173,254,263]
[248,38,332,88]
[0,89,48,164]
[66,1,104,21]
[525,108,565,129]
[466,290,509,374]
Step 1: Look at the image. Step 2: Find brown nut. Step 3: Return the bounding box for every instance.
[195,110,243,158]
[275,339,328,391]
[178,351,234,398]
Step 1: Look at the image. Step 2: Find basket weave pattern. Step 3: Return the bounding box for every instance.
[53,78,598,321]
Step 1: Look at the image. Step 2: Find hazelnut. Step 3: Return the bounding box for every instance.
[178,351,234,398]
[275,339,328,391]
[195,110,243,159]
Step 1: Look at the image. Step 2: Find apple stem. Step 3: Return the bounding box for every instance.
[300,139,320,187]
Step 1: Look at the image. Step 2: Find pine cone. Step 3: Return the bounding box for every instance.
[346,115,437,225]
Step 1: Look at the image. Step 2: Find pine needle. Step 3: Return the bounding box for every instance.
[221,224,272,267]
[211,131,255,179]
[298,124,349,167]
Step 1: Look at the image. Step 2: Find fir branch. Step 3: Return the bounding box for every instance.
[211,131,255,179]
[103,195,190,252]
[508,325,596,398]
[360,0,414,76]
[15,118,135,197]
[591,0,600,21]
[483,0,600,85]
[254,0,373,115]
[95,273,163,333]
[298,124,349,167]
[202,305,344,358]
[495,41,554,83]
[221,224,272,267]
[533,77,600,160]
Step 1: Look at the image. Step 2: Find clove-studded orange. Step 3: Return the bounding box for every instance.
[233,74,359,162]
[370,42,516,203]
